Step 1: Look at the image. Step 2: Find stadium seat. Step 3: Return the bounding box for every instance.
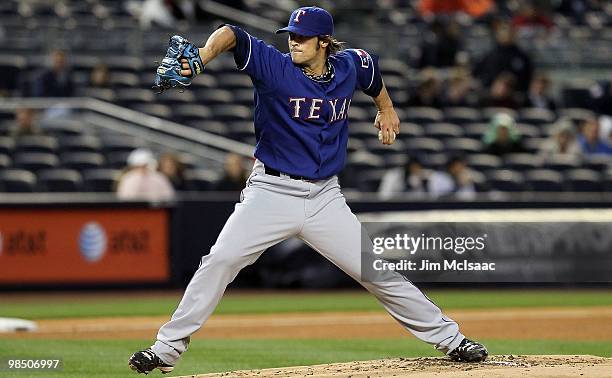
[156,89,195,105]
[419,153,448,170]
[384,153,409,168]
[561,80,595,108]
[194,89,234,105]
[522,137,546,153]
[404,107,443,124]
[14,135,58,153]
[211,105,252,121]
[348,106,370,122]
[82,169,120,192]
[365,139,406,156]
[109,72,140,88]
[100,136,139,154]
[0,169,36,192]
[187,121,229,135]
[347,138,365,154]
[583,155,611,172]
[515,123,540,138]
[172,104,213,123]
[565,169,602,192]
[443,107,482,125]
[395,122,424,140]
[0,137,15,155]
[59,136,102,153]
[61,152,106,170]
[227,121,255,141]
[503,153,542,171]
[404,137,444,155]
[543,154,582,171]
[233,89,256,106]
[116,88,155,107]
[0,153,10,169]
[357,170,386,192]
[132,103,173,119]
[349,122,377,139]
[518,108,556,125]
[525,169,564,192]
[13,152,60,172]
[39,119,83,136]
[482,107,518,120]
[464,123,489,140]
[185,169,220,191]
[558,108,596,125]
[486,169,525,192]
[106,151,132,168]
[216,73,253,89]
[37,169,83,192]
[444,138,483,155]
[424,122,463,139]
[466,154,502,172]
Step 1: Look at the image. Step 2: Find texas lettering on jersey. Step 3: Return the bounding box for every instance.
[288,97,351,122]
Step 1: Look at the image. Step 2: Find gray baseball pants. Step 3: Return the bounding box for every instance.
[151,160,464,365]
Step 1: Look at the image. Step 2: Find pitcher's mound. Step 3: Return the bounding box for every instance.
[171,355,612,378]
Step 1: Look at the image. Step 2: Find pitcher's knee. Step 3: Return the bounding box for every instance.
[202,250,246,271]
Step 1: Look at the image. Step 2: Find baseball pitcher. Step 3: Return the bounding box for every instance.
[129,6,487,374]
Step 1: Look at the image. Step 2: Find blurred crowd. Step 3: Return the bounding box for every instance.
[1,0,612,199]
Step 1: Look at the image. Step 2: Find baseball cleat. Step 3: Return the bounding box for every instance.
[448,338,488,362]
[129,349,174,374]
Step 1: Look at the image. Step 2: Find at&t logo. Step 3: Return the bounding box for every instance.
[79,222,107,262]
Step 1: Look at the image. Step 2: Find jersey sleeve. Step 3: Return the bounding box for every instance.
[345,48,383,97]
[223,24,286,91]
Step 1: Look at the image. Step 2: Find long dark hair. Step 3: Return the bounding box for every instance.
[318,35,346,57]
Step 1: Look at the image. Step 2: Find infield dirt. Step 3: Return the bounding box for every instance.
[169,355,612,377]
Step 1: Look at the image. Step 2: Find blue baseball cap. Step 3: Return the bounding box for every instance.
[276,6,334,37]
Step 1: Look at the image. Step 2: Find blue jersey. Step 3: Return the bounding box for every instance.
[225,25,383,180]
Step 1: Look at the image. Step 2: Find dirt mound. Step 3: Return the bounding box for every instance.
[173,355,612,378]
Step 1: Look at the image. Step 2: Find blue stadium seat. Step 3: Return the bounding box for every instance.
[518,108,556,125]
[503,153,542,171]
[565,169,602,192]
[404,107,443,124]
[61,152,106,170]
[82,169,120,192]
[466,154,502,172]
[37,169,83,192]
[486,170,525,192]
[525,169,564,192]
[59,136,102,153]
[443,107,482,125]
[0,169,36,192]
[13,152,60,172]
[424,122,463,139]
[15,135,58,153]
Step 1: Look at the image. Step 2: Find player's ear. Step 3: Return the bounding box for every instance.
[318,36,329,48]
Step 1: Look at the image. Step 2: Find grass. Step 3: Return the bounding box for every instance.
[1,289,612,320]
[1,339,610,378]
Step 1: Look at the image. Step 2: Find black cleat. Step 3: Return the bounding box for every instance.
[129,349,174,374]
[448,338,488,362]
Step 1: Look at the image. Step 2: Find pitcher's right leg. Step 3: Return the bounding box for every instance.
[148,181,304,367]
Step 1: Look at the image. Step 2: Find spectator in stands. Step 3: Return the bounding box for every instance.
[473,20,533,93]
[158,152,187,191]
[538,118,580,160]
[439,67,479,107]
[555,0,602,25]
[417,18,462,68]
[407,68,442,107]
[428,155,475,199]
[512,1,554,36]
[482,113,525,155]
[30,49,74,97]
[577,118,612,155]
[214,153,249,191]
[116,148,175,201]
[418,0,495,19]
[9,107,43,137]
[480,71,524,109]
[90,63,111,88]
[378,157,430,199]
[525,72,557,111]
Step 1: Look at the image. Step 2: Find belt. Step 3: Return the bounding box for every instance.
[264,166,314,181]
